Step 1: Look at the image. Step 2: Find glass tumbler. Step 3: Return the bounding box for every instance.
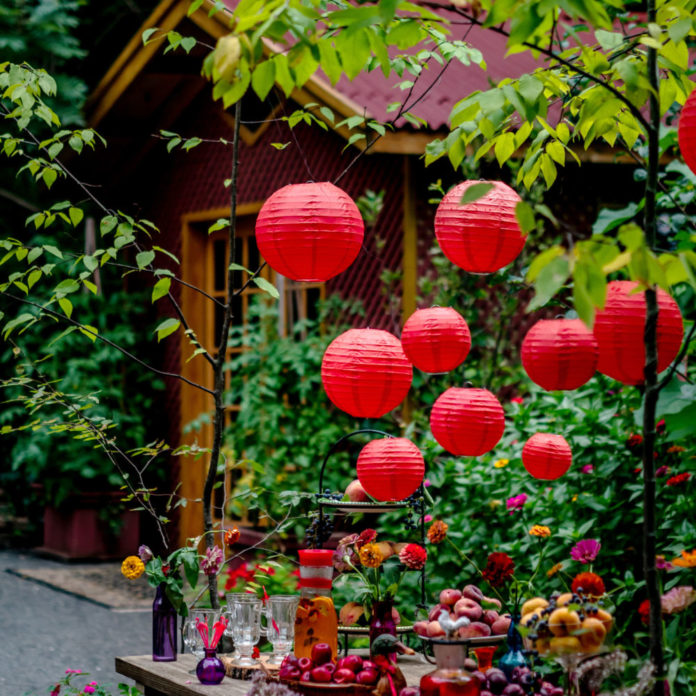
[229,595,263,666]
[225,593,260,659]
[183,608,221,659]
[264,595,300,666]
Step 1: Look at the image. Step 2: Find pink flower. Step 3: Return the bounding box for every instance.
[656,555,674,570]
[424,479,431,488]
[581,465,594,474]
[50,685,61,696]
[138,545,153,563]
[65,670,82,675]
[510,397,524,404]
[570,539,601,564]
[201,545,223,576]
[656,465,671,478]
[84,687,95,695]
[506,493,527,514]
[661,586,695,614]
[423,514,433,523]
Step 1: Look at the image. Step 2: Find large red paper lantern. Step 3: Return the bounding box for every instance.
[593,280,683,385]
[321,328,412,418]
[522,433,572,480]
[430,387,505,456]
[255,182,364,282]
[401,307,471,373]
[356,438,425,501]
[521,319,599,391]
[434,180,527,273]
[678,87,696,175]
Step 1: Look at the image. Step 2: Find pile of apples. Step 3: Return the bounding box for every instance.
[469,666,563,696]
[520,593,613,655]
[279,643,379,686]
[414,585,512,638]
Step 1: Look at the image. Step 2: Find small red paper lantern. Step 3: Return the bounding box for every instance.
[522,433,572,480]
[430,387,505,456]
[593,280,683,385]
[321,328,412,418]
[521,318,599,391]
[678,87,696,175]
[401,307,471,373]
[255,182,364,282]
[356,438,425,501]
[434,180,527,273]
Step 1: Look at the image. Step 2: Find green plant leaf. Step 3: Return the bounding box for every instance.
[253,277,279,299]
[460,182,493,205]
[136,250,155,269]
[155,318,180,342]
[152,277,171,302]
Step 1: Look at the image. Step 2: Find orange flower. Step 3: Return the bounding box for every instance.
[571,572,606,597]
[427,520,448,544]
[672,549,696,568]
[529,525,551,538]
[358,543,383,568]
[547,562,563,578]
[225,527,241,547]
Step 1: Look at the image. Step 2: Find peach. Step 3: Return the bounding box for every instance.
[428,603,450,621]
[413,621,429,637]
[482,609,499,625]
[461,585,484,602]
[427,620,445,637]
[439,588,463,606]
[458,621,491,638]
[549,636,582,654]
[577,617,606,652]
[454,597,483,621]
[595,608,613,633]
[491,615,511,635]
[521,597,549,616]
[555,593,574,607]
[481,596,502,611]
[345,480,368,502]
[549,608,581,637]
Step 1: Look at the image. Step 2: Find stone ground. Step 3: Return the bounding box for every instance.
[0,549,151,696]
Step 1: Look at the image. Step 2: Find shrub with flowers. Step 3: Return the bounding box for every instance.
[45,670,139,696]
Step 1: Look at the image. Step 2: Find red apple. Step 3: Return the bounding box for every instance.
[333,668,357,684]
[337,655,363,673]
[300,671,312,683]
[356,669,379,685]
[345,479,368,502]
[279,666,301,680]
[310,666,334,683]
[361,660,378,672]
[310,643,333,666]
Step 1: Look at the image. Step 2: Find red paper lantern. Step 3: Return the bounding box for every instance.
[678,87,696,175]
[321,328,412,418]
[356,438,425,501]
[522,433,572,480]
[430,387,505,456]
[593,280,683,385]
[401,307,471,373]
[434,180,527,273]
[255,182,364,282]
[521,319,599,391]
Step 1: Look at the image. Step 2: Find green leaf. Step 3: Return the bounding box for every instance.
[515,200,536,234]
[152,277,171,302]
[595,29,623,51]
[43,245,63,259]
[100,215,118,236]
[528,255,570,311]
[252,277,279,299]
[142,28,159,45]
[460,182,493,205]
[251,60,276,101]
[136,250,155,269]
[180,37,196,54]
[79,324,99,342]
[54,279,80,296]
[188,0,204,15]
[68,207,84,227]
[83,256,98,272]
[58,297,73,318]
[156,318,180,341]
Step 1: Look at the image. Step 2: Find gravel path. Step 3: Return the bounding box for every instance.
[0,550,151,696]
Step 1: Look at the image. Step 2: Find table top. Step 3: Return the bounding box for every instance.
[116,654,434,696]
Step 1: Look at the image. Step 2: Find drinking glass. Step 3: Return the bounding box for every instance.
[264,595,299,666]
[228,595,263,666]
[224,593,260,659]
[183,608,221,659]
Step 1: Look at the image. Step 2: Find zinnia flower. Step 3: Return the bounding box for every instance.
[672,549,696,568]
[510,397,524,404]
[399,543,427,570]
[626,433,643,450]
[50,685,60,696]
[655,555,673,570]
[655,465,671,478]
[547,562,563,578]
[661,586,696,614]
[427,520,448,544]
[138,545,153,563]
[333,546,357,572]
[356,529,377,549]
[224,527,240,547]
[337,533,359,548]
[529,525,551,538]
[84,688,95,695]
[638,599,650,625]
[506,493,527,514]
[656,419,666,434]
[666,472,691,487]
[581,465,594,474]
[358,543,383,568]
[570,539,601,564]
[65,670,82,675]
[571,571,606,597]
[201,545,223,576]
[667,445,685,454]
[493,458,509,469]
[482,552,515,587]
[121,555,145,580]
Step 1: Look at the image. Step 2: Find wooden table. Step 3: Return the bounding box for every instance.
[116,654,433,696]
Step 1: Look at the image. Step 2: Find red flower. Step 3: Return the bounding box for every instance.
[356,529,377,549]
[626,433,643,450]
[666,472,691,487]
[225,527,241,547]
[638,599,650,625]
[482,552,515,587]
[161,565,170,576]
[252,647,260,659]
[656,419,666,434]
[571,572,606,597]
[510,397,524,404]
[398,543,427,570]
[634,467,642,474]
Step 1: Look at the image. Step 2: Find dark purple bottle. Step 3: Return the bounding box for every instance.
[152,583,177,661]
[196,648,226,685]
[369,599,397,659]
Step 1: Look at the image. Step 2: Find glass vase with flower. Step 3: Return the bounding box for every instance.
[333,529,427,657]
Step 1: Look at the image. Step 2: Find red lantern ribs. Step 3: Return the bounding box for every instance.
[522,433,572,480]
[356,438,425,502]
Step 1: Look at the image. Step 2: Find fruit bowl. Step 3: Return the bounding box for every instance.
[278,678,376,696]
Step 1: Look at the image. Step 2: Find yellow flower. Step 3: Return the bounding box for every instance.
[672,549,696,568]
[667,445,685,454]
[571,494,578,502]
[529,525,551,538]
[121,555,145,580]
[547,562,563,578]
[358,543,383,568]
[493,458,509,469]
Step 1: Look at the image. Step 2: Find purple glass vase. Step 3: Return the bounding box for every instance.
[196,648,226,685]
[369,599,397,659]
[152,583,177,662]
